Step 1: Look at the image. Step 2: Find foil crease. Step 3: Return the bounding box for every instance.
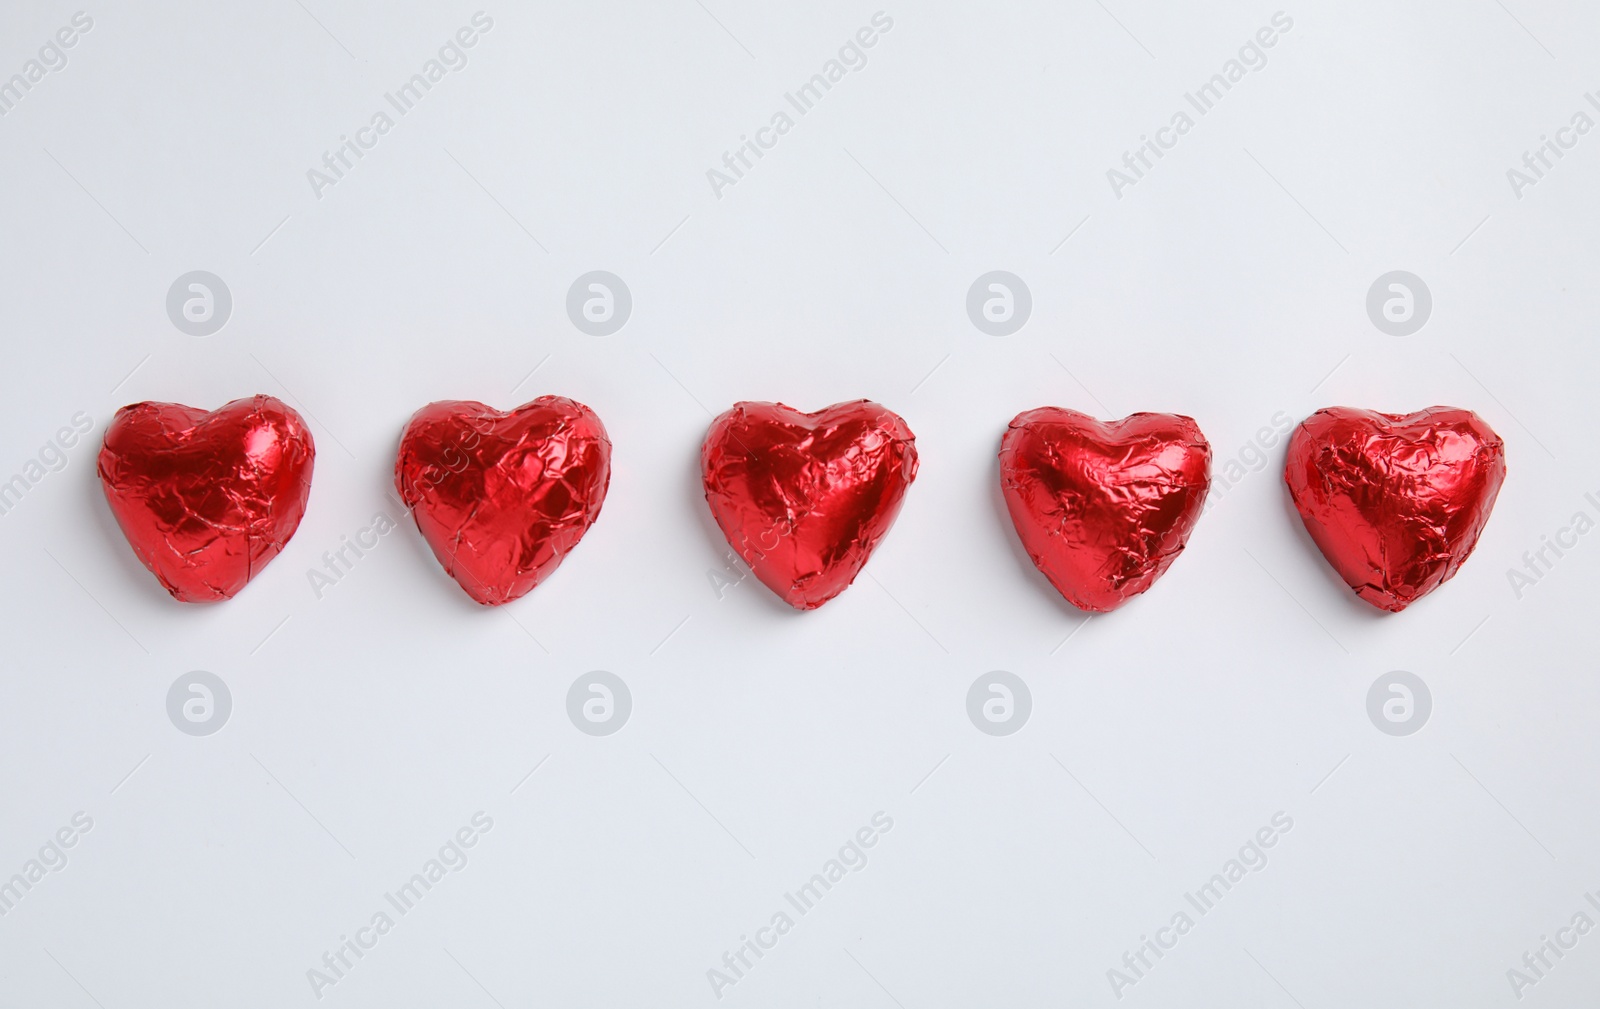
[701,400,918,610]
[97,395,315,603]
[1000,408,1212,613]
[394,397,611,606]
[1284,406,1507,612]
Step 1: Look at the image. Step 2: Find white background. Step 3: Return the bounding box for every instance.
[1,1,1598,1006]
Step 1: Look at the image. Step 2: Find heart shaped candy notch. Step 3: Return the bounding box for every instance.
[97,395,316,602]
[395,397,611,606]
[701,400,918,610]
[1000,408,1212,612]
[1284,406,1506,612]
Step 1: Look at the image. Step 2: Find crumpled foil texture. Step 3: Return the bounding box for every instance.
[1000,408,1211,612]
[1284,406,1506,612]
[394,397,611,606]
[701,400,917,610]
[97,395,315,602]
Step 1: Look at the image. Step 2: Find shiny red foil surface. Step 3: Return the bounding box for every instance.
[395,397,611,606]
[701,401,917,610]
[1000,408,1211,612]
[97,396,315,603]
[1285,406,1506,612]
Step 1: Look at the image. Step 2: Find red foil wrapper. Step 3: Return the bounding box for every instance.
[701,400,917,610]
[395,397,611,606]
[97,395,315,602]
[1000,408,1211,612]
[1285,406,1506,612]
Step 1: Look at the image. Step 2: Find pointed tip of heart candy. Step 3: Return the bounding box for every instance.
[772,569,865,610]
[1355,586,1413,613]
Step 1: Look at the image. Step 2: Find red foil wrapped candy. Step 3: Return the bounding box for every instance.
[1284,406,1506,612]
[701,400,918,610]
[97,395,315,602]
[395,397,611,605]
[1000,408,1211,612]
